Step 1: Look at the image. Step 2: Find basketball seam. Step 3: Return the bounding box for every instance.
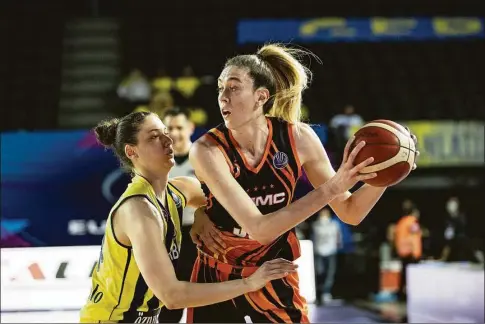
[359,143,416,153]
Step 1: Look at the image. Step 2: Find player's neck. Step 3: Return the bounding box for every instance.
[134,169,169,201]
[230,114,268,154]
[174,141,192,156]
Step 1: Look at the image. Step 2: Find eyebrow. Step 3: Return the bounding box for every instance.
[217,76,242,83]
[148,128,164,133]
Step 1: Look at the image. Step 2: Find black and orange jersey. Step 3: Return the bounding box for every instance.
[200,117,303,267]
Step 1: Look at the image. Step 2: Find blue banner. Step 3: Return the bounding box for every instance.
[238,17,485,44]
[1,130,130,247]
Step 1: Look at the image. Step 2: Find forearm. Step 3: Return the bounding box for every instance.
[253,182,338,244]
[164,279,251,309]
[340,184,386,225]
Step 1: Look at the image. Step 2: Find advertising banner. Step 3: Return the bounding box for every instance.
[238,17,485,44]
[1,242,315,311]
[350,120,484,167]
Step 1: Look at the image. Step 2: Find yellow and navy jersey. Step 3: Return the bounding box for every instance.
[80,175,186,323]
[200,117,303,267]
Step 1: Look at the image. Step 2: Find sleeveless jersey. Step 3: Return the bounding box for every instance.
[80,175,186,323]
[200,117,302,267]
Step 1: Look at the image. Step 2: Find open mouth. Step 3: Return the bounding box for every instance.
[222,110,231,117]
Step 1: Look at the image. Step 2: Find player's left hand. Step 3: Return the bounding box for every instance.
[405,126,419,170]
[190,207,227,255]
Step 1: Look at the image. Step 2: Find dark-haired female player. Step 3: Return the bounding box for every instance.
[79,111,298,323]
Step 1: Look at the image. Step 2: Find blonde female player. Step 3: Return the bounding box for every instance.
[187,43,419,323]
[79,111,298,323]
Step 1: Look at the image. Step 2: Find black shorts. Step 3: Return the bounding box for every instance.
[187,254,309,323]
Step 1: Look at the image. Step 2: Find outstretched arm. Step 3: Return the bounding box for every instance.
[295,123,417,225]
[114,197,296,309]
[169,176,206,208]
[189,134,374,244]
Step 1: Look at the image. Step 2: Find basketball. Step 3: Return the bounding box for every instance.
[350,119,417,187]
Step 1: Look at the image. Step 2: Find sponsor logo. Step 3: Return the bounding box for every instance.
[68,219,106,236]
[251,192,286,207]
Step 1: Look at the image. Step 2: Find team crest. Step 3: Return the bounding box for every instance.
[273,151,288,169]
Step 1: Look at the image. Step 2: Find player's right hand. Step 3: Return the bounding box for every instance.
[245,258,298,291]
[329,137,377,195]
[190,207,227,255]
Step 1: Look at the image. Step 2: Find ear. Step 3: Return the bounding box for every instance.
[125,144,138,161]
[255,87,270,107]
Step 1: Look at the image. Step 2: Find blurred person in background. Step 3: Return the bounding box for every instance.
[134,91,175,117]
[152,67,173,94]
[440,196,483,263]
[329,104,364,161]
[188,43,418,323]
[175,65,201,100]
[329,104,364,140]
[401,198,415,216]
[117,68,152,110]
[158,107,196,323]
[312,208,342,304]
[171,65,201,110]
[79,111,296,323]
[394,205,423,300]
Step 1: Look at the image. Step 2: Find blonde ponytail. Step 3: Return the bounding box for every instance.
[257,44,312,124]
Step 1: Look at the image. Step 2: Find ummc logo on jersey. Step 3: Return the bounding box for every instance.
[251,192,286,206]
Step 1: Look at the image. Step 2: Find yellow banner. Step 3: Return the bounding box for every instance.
[351,121,484,167]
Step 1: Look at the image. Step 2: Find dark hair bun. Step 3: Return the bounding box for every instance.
[94,118,119,146]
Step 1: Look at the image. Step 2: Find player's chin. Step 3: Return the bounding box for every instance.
[224,119,240,130]
[158,156,175,170]
[165,156,175,167]
[223,119,233,129]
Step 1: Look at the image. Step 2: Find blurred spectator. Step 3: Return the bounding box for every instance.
[394,206,423,300]
[440,197,482,263]
[401,198,415,216]
[188,107,209,127]
[330,104,364,140]
[134,91,175,117]
[329,104,364,161]
[117,68,152,106]
[312,208,342,304]
[173,65,201,102]
[152,67,173,93]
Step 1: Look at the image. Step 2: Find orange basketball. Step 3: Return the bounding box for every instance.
[350,119,417,187]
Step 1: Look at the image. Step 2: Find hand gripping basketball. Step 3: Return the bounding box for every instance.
[328,137,377,196]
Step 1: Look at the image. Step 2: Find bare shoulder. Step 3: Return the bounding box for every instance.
[190,134,227,167]
[117,196,159,221]
[291,122,322,152]
[290,122,318,142]
[194,133,218,149]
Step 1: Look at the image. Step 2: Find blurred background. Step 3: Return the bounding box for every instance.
[1,0,484,322]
